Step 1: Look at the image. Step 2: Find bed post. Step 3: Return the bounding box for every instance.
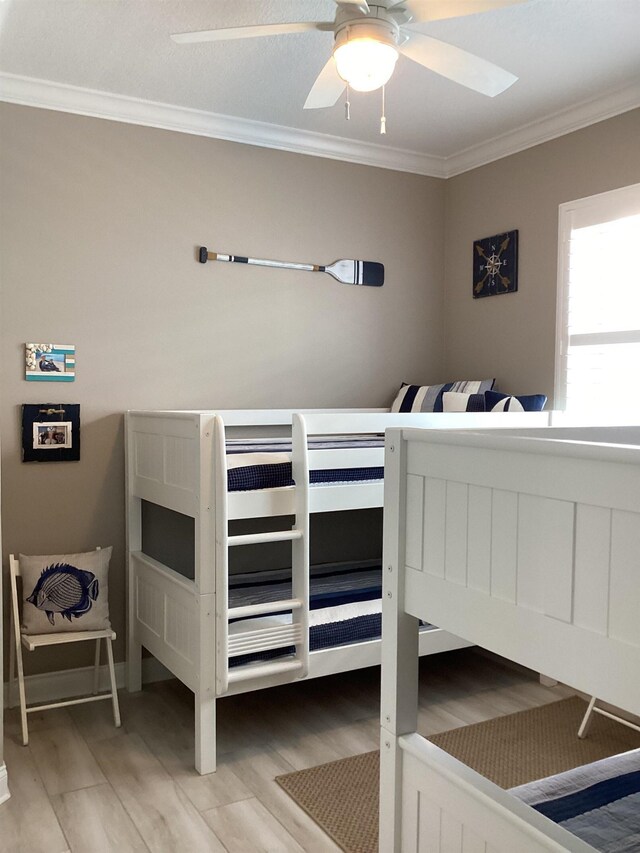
[125,412,142,692]
[195,414,217,774]
[195,686,216,774]
[195,584,216,774]
[380,428,420,852]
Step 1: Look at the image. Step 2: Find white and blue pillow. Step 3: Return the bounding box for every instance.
[485,390,547,412]
[442,391,486,412]
[391,379,495,413]
[20,547,112,634]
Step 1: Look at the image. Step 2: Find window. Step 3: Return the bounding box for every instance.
[555,183,640,413]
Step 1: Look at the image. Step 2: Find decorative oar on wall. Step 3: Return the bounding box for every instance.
[198,247,384,287]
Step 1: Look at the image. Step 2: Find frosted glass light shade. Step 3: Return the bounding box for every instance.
[334,38,399,92]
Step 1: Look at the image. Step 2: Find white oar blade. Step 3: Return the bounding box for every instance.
[324,259,385,286]
[399,31,517,96]
[171,22,330,44]
[304,57,346,109]
[391,0,526,23]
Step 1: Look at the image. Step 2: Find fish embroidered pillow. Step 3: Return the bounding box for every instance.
[19,547,112,634]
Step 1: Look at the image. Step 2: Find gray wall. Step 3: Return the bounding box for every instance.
[0,103,445,675]
[443,108,640,402]
[2,102,639,680]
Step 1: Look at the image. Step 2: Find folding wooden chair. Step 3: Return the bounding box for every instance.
[8,553,121,745]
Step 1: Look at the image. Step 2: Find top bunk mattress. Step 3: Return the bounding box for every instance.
[226,435,384,492]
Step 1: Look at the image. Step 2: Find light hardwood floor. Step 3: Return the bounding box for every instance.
[0,649,569,852]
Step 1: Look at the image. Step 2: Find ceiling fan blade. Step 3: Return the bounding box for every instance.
[399,30,517,96]
[390,0,525,23]
[304,57,346,109]
[171,21,331,44]
[334,0,371,12]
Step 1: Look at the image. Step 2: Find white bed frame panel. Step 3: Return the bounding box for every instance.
[126,408,549,773]
[381,427,640,852]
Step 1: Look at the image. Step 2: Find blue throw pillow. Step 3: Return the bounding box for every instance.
[391,379,495,413]
[485,391,547,412]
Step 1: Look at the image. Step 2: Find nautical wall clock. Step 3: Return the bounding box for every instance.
[473,230,518,298]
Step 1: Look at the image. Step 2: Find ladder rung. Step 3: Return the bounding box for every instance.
[226,658,303,685]
[228,624,303,657]
[228,530,303,547]
[229,598,302,620]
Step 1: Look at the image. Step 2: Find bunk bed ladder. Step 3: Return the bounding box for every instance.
[213,415,310,694]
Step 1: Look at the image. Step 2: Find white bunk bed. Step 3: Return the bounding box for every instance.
[380,425,640,852]
[125,407,549,774]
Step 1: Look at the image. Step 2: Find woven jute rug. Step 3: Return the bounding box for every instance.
[275,697,640,853]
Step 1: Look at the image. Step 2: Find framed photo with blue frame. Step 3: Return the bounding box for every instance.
[22,403,80,462]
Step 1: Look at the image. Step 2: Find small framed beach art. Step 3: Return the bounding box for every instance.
[25,343,75,381]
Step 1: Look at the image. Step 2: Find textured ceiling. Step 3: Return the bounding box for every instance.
[1,0,639,159]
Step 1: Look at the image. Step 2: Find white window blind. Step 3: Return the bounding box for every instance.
[555,183,640,413]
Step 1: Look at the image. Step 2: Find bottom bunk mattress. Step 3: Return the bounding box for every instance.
[510,747,640,852]
[227,561,433,667]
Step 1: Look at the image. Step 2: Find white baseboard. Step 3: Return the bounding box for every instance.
[0,763,9,805]
[3,657,172,709]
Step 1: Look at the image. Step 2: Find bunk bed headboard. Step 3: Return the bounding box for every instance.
[384,427,640,718]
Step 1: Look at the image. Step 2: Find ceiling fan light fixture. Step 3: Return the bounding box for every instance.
[334,36,398,92]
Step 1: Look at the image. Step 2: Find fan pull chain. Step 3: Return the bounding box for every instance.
[380,85,387,135]
[345,83,351,121]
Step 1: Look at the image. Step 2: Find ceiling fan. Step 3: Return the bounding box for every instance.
[171,1,524,112]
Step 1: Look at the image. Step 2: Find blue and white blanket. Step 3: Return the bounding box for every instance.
[228,560,383,611]
[511,748,640,852]
[227,561,435,667]
[226,435,384,492]
[227,561,383,666]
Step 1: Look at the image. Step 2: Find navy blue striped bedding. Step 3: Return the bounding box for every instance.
[227,562,433,668]
[226,436,384,492]
[228,561,382,613]
[230,614,383,668]
[228,562,382,668]
[228,463,385,492]
[511,748,640,851]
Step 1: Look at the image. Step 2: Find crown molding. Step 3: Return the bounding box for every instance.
[444,82,640,177]
[0,72,447,177]
[1,72,638,179]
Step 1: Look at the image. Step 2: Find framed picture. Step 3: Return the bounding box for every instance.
[33,421,73,449]
[25,343,75,381]
[472,230,518,298]
[22,404,80,462]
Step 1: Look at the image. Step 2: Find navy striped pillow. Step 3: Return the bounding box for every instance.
[442,391,486,412]
[391,379,495,413]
